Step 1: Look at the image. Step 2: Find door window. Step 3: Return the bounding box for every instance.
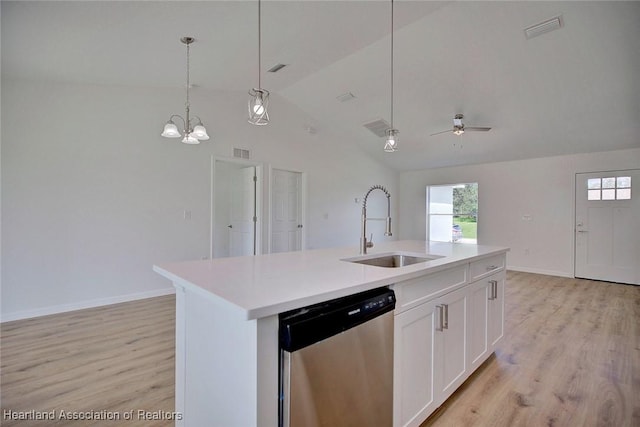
[587,176,631,201]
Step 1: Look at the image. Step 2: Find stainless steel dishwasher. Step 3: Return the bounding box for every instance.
[279,287,396,427]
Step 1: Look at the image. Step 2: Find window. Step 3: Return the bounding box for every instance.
[427,183,478,244]
[587,176,631,201]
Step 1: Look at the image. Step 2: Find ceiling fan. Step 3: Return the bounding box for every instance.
[430,114,491,136]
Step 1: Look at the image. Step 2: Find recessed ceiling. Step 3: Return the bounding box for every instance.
[2,1,639,171]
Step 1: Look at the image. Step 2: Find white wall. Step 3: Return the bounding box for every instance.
[398,148,640,277]
[1,79,397,321]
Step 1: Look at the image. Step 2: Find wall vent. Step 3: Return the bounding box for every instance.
[524,15,563,39]
[268,63,287,73]
[363,119,390,137]
[233,148,251,159]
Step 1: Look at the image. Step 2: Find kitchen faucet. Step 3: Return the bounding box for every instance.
[360,185,392,254]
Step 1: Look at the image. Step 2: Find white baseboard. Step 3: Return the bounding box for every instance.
[507,265,573,278]
[1,287,176,323]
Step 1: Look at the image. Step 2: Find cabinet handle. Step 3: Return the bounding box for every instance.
[486,265,499,271]
[443,304,449,330]
[436,305,444,332]
[488,280,497,300]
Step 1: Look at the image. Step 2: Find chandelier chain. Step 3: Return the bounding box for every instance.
[186,40,190,111]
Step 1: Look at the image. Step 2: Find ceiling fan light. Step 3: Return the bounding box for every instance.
[161,121,181,138]
[453,128,465,136]
[248,88,270,125]
[192,124,209,140]
[182,134,200,145]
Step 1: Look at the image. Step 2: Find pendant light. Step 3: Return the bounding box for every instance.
[161,37,209,144]
[248,0,270,125]
[384,0,399,152]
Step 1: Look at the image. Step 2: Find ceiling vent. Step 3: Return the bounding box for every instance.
[233,148,251,159]
[267,63,287,73]
[363,119,391,138]
[336,92,356,103]
[524,15,563,39]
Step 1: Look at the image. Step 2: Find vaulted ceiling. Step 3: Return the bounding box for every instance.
[3,1,639,171]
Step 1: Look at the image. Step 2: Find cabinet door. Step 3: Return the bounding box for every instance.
[433,286,467,403]
[394,300,438,427]
[488,273,505,349]
[466,279,489,372]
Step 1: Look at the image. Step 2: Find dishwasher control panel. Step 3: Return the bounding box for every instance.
[279,287,395,352]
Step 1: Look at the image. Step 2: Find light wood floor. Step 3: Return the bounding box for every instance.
[1,272,639,426]
[422,271,640,427]
[1,296,175,426]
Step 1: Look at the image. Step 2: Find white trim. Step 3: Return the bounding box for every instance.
[507,265,573,278]
[0,287,175,323]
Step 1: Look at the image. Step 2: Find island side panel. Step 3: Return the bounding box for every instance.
[175,285,186,426]
[174,283,278,427]
[257,314,279,427]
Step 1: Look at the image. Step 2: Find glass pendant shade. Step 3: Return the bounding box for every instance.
[248,88,270,125]
[182,134,200,145]
[192,125,209,140]
[384,129,399,152]
[161,122,181,138]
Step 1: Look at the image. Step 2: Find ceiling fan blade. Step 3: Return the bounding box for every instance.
[430,129,453,136]
[464,127,491,132]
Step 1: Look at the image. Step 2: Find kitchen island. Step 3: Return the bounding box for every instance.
[154,240,509,427]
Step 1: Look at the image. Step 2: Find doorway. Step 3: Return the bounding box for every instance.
[212,158,262,258]
[426,183,478,244]
[575,170,639,285]
[270,168,304,253]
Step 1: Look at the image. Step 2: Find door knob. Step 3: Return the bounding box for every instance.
[228,225,233,228]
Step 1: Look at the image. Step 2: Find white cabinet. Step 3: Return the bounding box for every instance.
[466,279,489,372]
[393,280,467,427]
[393,300,438,427]
[466,269,505,372]
[393,253,506,427]
[433,286,467,402]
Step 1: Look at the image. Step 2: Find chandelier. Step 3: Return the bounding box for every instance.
[161,37,209,144]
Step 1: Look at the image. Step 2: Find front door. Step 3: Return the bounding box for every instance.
[575,170,639,285]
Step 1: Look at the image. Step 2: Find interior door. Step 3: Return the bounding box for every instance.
[229,166,257,256]
[575,170,639,285]
[271,169,302,253]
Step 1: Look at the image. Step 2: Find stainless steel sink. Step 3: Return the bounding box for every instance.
[342,252,443,268]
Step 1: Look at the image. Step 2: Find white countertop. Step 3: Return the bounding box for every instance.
[153,240,508,320]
